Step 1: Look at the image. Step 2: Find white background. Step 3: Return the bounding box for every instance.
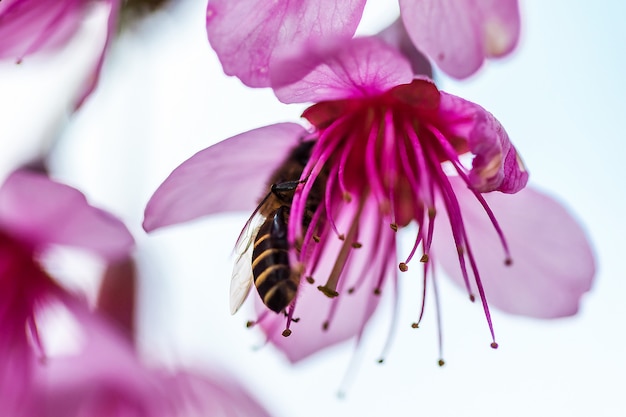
[1,0,625,416]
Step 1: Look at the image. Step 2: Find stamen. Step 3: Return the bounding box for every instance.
[376,247,400,365]
[427,123,512,263]
[431,261,445,368]
[290,120,346,246]
[364,113,389,208]
[414,255,429,328]
[381,111,400,228]
[317,196,366,296]
[401,220,424,266]
[324,162,345,239]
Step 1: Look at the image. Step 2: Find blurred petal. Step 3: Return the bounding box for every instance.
[258,201,392,362]
[0,170,134,260]
[161,369,272,417]
[143,123,307,232]
[33,298,171,417]
[274,37,414,104]
[439,91,528,193]
[0,0,85,61]
[433,178,595,318]
[206,0,366,87]
[73,0,120,109]
[399,0,520,78]
[375,18,433,78]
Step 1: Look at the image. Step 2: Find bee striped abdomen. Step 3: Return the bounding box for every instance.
[252,207,298,312]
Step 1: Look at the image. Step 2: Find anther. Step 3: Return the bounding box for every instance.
[504,257,513,266]
[438,359,445,367]
[338,234,345,241]
[399,262,408,272]
[469,294,476,302]
[490,342,499,349]
[313,235,321,243]
[377,358,384,364]
[322,321,329,331]
[351,242,362,248]
[390,223,398,232]
[428,208,436,218]
[306,276,315,284]
[246,321,255,328]
[420,254,429,263]
[343,192,352,202]
[318,285,339,298]
[282,329,292,337]
[292,317,300,323]
[411,323,419,329]
[347,287,355,294]
[373,288,381,296]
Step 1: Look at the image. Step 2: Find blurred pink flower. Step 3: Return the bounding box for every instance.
[205,0,520,86]
[0,169,133,414]
[144,37,595,362]
[0,0,121,107]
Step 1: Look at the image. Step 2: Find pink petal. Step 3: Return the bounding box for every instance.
[438,91,528,193]
[206,0,366,87]
[432,178,595,318]
[73,0,119,109]
[258,200,393,362]
[273,37,414,104]
[399,0,521,78]
[159,369,272,417]
[374,18,433,78]
[32,298,171,417]
[0,0,86,61]
[143,123,307,232]
[0,170,134,261]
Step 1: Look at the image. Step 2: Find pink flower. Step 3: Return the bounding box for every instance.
[144,37,595,362]
[205,0,520,86]
[0,0,121,107]
[0,169,134,414]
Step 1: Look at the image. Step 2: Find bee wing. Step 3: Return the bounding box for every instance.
[230,213,263,315]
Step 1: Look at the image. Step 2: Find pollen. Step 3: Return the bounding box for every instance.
[318,285,339,298]
[411,323,419,329]
[351,242,362,248]
[399,262,408,272]
[306,276,315,284]
[504,257,513,266]
[420,254,429,263]
[282,329,292,337]
[246,320,255,328]
[390,223,398,232]
[438,359,445,367]
[490,342,499,349]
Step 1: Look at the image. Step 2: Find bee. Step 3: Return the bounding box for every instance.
[230,140,325,314]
